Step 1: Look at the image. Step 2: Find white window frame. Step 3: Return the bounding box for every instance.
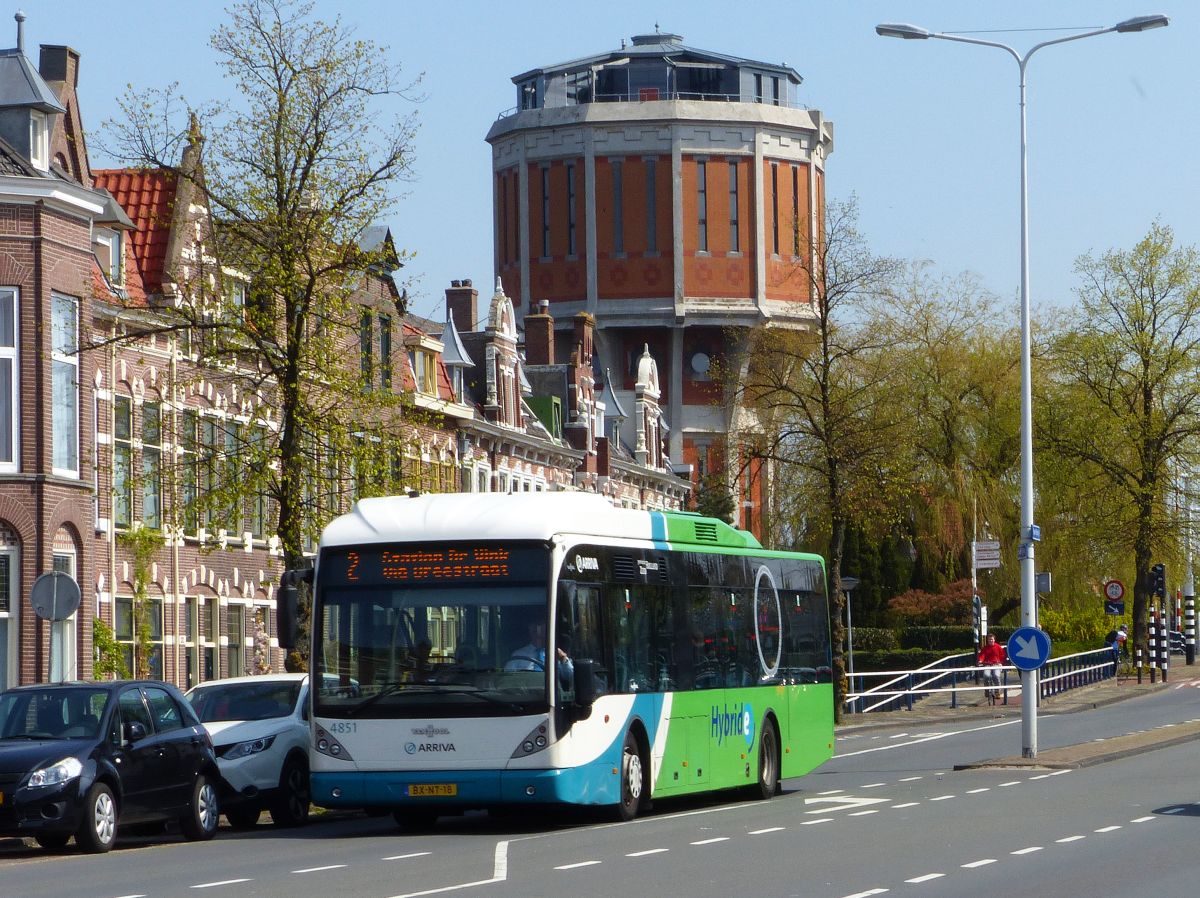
[0,542,17,691]
[29,110,49,171]
[51,549,78,682]
[51,293,79,478]
[93,227,123,286]
[0,288,17,472]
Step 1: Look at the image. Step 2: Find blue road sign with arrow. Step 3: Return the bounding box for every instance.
[1007,627,1052,671]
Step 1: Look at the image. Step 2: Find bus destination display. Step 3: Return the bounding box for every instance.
[322,543,546,586]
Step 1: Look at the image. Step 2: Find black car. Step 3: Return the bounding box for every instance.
[0,680,221,853]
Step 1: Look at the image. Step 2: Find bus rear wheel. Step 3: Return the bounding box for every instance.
[750,718,780,800]
[615,730,646,822]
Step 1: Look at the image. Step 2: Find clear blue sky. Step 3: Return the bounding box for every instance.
[30,1,1194,322]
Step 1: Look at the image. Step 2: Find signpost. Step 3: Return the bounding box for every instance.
[973,540,1001,569]
[29,571,82,683]
[1103,580,1125,616]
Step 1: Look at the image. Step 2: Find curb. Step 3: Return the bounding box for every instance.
[955,718,1200,770]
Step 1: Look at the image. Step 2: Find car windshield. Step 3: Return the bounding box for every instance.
[0,687,109,740]
[187,680,302,723]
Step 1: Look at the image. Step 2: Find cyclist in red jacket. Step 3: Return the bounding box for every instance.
[978,634,1008,704]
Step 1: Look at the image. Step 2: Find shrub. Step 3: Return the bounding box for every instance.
[851,627,899,651]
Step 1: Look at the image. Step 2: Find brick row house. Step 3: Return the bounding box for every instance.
[0,18,688,690]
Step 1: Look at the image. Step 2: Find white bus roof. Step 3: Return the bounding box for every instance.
[320,492,667,548]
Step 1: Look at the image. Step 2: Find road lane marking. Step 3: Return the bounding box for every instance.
[1056,836,1086,843]
[818,789,845,795]
[962,859,997,868]
[1011,847,1042,855]
[905,874,945,884]
[998,781,1021,787]
[386,839,509,898]
[891,802,919,809]
[899,776,922,781]
[293,866,347,874]
[1094,826,1122,833]
[627,848,669,857]
[805,796,889,814]
[1030,774,1052,780]
[967,788,990,794]
[691,837,729,845]
[929,795,955,801]
[1131,816,1156,823]
[192,882,252,890]
[555,861,601,870]
[848,810,879,816]
[1048,770,1071,776]
[841,890,889,898]
[802,818,834,825]
[384,852,433,860]
[834,720,1018,758]
[749,827,784,835]
[862,782,886,788]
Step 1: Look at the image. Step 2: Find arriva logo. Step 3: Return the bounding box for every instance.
[405,742,457,754]
[575,555,600,571]
[711,701,755,748]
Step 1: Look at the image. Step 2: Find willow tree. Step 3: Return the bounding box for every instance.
[103,1,420,600]
[1040,223,1200,651]
[734,197,904,720]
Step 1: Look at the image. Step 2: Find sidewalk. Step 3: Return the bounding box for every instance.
[836,675,1200,769]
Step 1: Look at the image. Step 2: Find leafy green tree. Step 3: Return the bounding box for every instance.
[103,0,424,667]
[734,197,904,720]
[1040,223,1200,652]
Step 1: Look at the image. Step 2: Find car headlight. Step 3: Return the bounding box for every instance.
[221,735,277,760]
[28,756,83,788]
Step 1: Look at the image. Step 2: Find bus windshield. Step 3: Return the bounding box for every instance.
[314,578,552,719]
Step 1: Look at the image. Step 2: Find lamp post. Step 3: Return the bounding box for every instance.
[877,14,1168,758]
[841,576,860,712]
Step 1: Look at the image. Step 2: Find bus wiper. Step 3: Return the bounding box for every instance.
[345,680,409,717]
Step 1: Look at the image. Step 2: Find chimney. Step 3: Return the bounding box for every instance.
[15,11,24,54]
[39,45,79,87]
[572,312,594,366]
[525,299,554,365]
[446,280,479,332]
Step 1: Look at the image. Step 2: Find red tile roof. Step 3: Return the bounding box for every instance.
[92,168,177,296]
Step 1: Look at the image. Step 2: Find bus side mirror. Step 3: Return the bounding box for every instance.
[277,568,309,650]
[574,659,596,711]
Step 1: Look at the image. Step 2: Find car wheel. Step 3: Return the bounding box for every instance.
[270,757,311,827]
[34,832,71,851]
[615,730,646,822]
[749,717,779,800]
[75,782,117,853]
[181,774,220,841]
[224,805,262,829]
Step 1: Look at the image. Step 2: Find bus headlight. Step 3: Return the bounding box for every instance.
[314,726,355,761]
[510,723,552,758]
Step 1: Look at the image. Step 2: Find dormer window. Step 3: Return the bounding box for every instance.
[93,227,123,286]
[29,110,48,171]
[410,350,436,394]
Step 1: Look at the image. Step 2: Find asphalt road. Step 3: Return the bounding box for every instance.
[3,675,1200,898]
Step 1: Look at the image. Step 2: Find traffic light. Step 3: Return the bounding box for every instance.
[1151,563,1166,598]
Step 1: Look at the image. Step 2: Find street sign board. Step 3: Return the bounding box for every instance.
[1007,626,1052,671]
[973,540,1001,569]
[1104,600,1125,616]
[1035,571,1052,594]
[29,572,81,622]
[1103,580,1125,602]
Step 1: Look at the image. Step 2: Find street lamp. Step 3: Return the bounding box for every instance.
[841,576,860,712]
[877,13,1168,757]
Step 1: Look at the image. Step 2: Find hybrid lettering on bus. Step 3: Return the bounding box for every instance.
[277,492,833,825]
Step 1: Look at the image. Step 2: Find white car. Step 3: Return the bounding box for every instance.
[185,673,310,828]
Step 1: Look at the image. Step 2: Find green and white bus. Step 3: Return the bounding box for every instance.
[278,492,833,823]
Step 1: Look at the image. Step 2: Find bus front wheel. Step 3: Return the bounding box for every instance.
[616,730,646,822]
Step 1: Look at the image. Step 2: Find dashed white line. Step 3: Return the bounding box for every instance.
[384,852,433,861]
[891,802,919,809]
[962,859,997,869]
[749,827,785,835]
[862,782,886,788]
[848,810,879,816]
[192,881,252,890]
[1094,826,1122,833]
[818,789,845,795]
[898,776,922,781]
[1131,816,1156,823]
[930,795,955,801]
[998,781,1021,787]
[841,890,888,898]
[627,849,669,857]
[1056,836,1086,843]
[1011,847,1042,855]
[1048,769,1071,776]
[555,861,601,870]
[906,873,945,884]
[802,817,834,825]
[293,865,347,874]
[691,837,729,845]
[1030,774,1052,780]
[966,788,990,794]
